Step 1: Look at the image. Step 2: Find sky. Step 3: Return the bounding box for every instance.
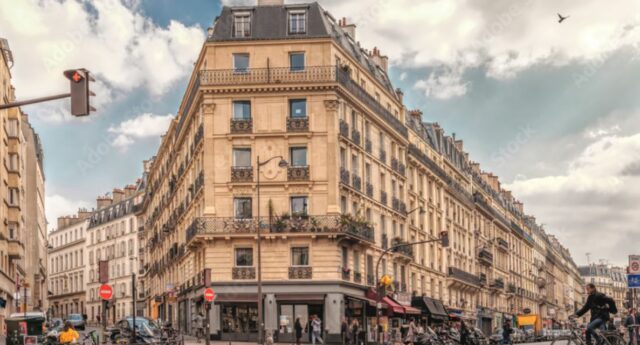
[1,0,639,266]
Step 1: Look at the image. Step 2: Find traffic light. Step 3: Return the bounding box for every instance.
[63,68,95,116]
[440,231,449,247]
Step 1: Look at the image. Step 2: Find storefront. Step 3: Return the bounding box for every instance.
[411,296,449,326]
[216,293,259,342]
[476,307,493,336]
[275,294,325,344]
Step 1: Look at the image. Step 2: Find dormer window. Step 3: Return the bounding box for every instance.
[288,11,306,34]
[233,12,251,37]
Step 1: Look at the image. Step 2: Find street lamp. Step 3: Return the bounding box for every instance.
[256,155,288,345]
[129,256,138,342]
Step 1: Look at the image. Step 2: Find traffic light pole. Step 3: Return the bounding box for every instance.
[0,93,71,110]
[374,235,447,345]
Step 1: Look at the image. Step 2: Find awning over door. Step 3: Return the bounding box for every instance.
[411,296,449,321]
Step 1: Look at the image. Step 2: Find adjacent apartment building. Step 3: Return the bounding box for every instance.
[139,0,584,341]
[48,211,91,318]
[0,37,47,326]
[85,186,142,325]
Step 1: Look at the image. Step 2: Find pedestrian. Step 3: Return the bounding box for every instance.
[341,317,349,345]
[406,318,416,345]
[460,320,470,345]
[295,316,304,345]
[59,321,80,344]
[502,320,513,345]
[573,283,618,345]
[312,315,324,345]
[624,308,636,345]
[192,312,204,343]
[350,319,360,345]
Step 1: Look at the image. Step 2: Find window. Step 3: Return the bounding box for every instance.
[353,251,361,273]
[6,119,18,137]
[234,198,252,219]
[233,13,251,37]
[7,153,18,171]
[233,53,249,73]
[232,101,251,120]
[341,247,348,268]
[232,148,251,167]
[365,163,371,184]
[8,223,17,240]
[8,187,19,206]
[291,247,309,266]
[288,11,306,34]
[289,99,307,118]
[235,248,253,266]
[340,148,347,168]
[340,196,347,214]
[289,52,305,71]
[289,147,307,167]
[290,196,308,215]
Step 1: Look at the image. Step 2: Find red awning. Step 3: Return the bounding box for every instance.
[403,306,421,315]
[382,296,405,314]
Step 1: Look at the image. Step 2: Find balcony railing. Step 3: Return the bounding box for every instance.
[342,268,351,281]
[339,120,349,138]
[491,278,505,289]
[365,139,372,153]
[448,267,481,286]
[288,166,310,181]
[232,267,256,280]
[507,283,517,293]
[479,273,487,285]
[351,129,361,145]
[186,215,375,243]
[380,190,388,205]
[478,248,494,266]
[379,149,387,163]
[231,166,253,182]
[230,118,253,133]
[381,233,389,249]
[497,237,509,251]
[366,182,374,198]
[200,66,338,86]
[287,117,309,132]
[289,266,312,279]
[367,274,375,286]
[354,271,362,283]
[340,168,350,185]
[352,174,362,191]
[392,197,407,215]
[391,239,414,258]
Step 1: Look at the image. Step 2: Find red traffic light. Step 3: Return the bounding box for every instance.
[71,71,83,83]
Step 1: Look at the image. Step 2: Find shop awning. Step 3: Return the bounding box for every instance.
[403,305,422,315]
[382,296,405,314]
[275,294,325,301]
[517,315,538,326]
[345,294,388,308]
[411,296,449,321]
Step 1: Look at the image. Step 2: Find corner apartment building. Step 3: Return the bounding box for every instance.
[0,37,47,325]
[85,186,142,325]
[139,0,584,341]
[48,211,91,317]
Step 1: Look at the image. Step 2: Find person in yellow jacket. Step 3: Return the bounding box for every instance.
[59,321,80,344]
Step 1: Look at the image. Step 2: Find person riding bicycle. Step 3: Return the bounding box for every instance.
[572,283,618,345]
[58,321,80,344]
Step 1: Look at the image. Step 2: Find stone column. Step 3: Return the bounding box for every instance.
[201,95,217,216]
[264,294,277,337]
[324,293,344,335]
[210,303,220,334]
[324,99,341,215]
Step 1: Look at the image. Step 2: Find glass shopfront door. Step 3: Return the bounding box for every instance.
[221,303,259,341]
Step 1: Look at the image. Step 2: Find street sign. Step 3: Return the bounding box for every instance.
[629,255,640,274]
[99,284,113,300]
[204,288,216,302]
[629,275,640,288]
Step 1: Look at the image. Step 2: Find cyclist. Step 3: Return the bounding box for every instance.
[573,283,618,345]
[58,321,80,344]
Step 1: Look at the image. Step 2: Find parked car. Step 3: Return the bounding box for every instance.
[109,316,163,344]
[65,313,86,330]
[512,328,525,343]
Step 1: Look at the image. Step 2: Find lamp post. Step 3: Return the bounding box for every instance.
[129,256,138,342]
[256,155,288,345]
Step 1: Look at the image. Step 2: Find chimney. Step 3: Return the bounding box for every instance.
[257,0,284,5]
[455,140,464,151]
[77,208,92,220]
[97,195,113,210]
[395,88,404,103]
[112,188,125,203]
[339,17,356,39]
[124,185,137,198]
[408,109,423,123]
[369,46,389,73]
[57,216,69,230]
[514,200,524,213]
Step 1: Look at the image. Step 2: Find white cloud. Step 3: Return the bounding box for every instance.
[505,132,640,265]
[45,194,91,231]
[414,66,469,99]
[0,0,204,121]
[108,113,174,150]
[224,0,640,99]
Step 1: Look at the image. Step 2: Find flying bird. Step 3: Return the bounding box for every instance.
[557,13,570,23]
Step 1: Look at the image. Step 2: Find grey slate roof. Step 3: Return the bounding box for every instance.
[209,2,396,94]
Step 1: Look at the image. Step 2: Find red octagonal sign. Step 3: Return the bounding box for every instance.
[99,284,113,300]
[204,288,216,302]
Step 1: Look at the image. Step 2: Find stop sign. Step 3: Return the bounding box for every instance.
[204,288,216,302]
[99,284,113,300]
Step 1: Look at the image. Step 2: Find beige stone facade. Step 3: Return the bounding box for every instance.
[138,1,584,341]
[48,212,91,318]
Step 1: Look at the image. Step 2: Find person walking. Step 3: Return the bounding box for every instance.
[59,321,80,344]
[341,318,349,345]
[350,319,360,345]
[312,315,324,345]
[295,316,304,345]
[624,309,636,345]
[460,320,471,345]
[573,283,618,345]
[405,318,417,345]
[192,312,204,343]
[502,320,513,345]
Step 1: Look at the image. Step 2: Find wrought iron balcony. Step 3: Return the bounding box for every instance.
[365,139,372,153]
[342,268,351,281]
[507,283,517,293]
[231,166,253,182]
[353,271,362,283]
[230,118,252,133]
[186,215,375,243]
[289,266,312,279]
[194,124,204,145]
[379,149,386,163]
[380,190,388,205]
[340,168,350,185]
[367,274,375,286]
[391,238,414,258]
[339,120,349,138]
[351,129,361,145]
[491,278,505,289]
[287,117,309,132]
[391,157,399,171]
[352,174,362,191]
[232,267,256,280]
[288,166,310,181]
[366,182,374,198]
[479,273,488,285]
[478,248,494,266]
[448,266,481,286]
[392,197,407,215]
[496,237,509,251]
